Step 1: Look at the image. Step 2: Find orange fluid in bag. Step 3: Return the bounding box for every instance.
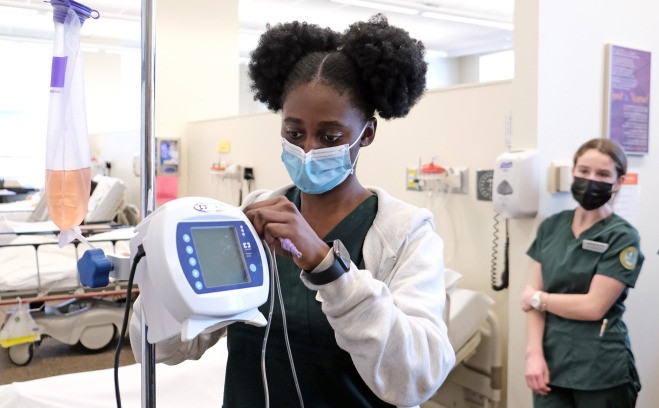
[46,168,91,230]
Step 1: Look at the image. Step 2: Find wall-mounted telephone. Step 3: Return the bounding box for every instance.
[489,150,539,291]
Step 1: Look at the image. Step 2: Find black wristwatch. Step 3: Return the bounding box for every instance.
[305,239,351,285]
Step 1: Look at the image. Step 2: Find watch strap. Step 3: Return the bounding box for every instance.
[304,241,349,285]
[305,257,347,285]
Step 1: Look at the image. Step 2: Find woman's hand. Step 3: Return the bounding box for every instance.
[244,197,329,271]
[525,352,551,395]
[520,284,537,312]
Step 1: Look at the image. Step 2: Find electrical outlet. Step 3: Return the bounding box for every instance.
[243,167,254,180]
[406,167,421,191]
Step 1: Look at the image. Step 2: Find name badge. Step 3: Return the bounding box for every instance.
[582,240,609,253]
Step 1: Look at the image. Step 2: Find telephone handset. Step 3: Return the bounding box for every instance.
[490,150,539,291]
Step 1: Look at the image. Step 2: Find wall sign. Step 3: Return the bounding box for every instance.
[604,44,652,155]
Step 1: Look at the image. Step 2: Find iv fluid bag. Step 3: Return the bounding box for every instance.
[46,168,91,230]
[46,2,94,241]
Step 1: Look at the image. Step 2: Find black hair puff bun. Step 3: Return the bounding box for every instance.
[248,21,341,111]
[341,14,427,119]
[248,14,427,119]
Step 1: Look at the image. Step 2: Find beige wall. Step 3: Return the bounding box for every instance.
[157,0,240,198]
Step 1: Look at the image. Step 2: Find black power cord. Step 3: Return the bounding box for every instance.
[114,244,145,408]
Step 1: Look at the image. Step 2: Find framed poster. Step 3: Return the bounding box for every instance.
[604,44,652,155]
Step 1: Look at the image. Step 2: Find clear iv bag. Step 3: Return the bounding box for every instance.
[45,1,97,246]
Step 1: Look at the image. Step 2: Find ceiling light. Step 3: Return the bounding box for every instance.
[421,11,513,31]
[331,0,419,16]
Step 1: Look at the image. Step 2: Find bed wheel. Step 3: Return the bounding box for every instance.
[79,324,117,351]
[8,343,34,366]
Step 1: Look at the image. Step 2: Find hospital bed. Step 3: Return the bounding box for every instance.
[0,268,501,408]
[0,229,136,365]
[424,274,503,408]
[0,176,136,365]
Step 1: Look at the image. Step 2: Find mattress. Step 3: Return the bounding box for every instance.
[445,288,493,352]
[0,337,228,408]
[0,200,36,223]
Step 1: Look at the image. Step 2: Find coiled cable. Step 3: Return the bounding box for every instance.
[490,213,509,291]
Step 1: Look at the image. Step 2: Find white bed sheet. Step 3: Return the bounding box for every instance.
[0,200,36,223]
[446,288,493,352]
[0,337,228,408]
[0,229,134,294]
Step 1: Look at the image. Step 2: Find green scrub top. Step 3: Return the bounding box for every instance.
[223,188,392,407]
[527,210,644,392]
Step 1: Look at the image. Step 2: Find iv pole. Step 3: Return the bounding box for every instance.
[140,0,156,406]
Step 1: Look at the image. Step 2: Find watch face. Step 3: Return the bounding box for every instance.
[334,240,350,271]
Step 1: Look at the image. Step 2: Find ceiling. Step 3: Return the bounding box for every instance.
[0,0,514,58]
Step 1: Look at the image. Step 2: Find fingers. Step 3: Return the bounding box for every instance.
[245,197,297,237]
[526,358,552,396]
[520,284,536,311]
[243,197,328,270]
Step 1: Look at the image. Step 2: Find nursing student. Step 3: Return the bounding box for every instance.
[520,138,644,408]
[130,14,455,407]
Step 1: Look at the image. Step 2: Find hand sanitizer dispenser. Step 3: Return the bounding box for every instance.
[493,150,539,218]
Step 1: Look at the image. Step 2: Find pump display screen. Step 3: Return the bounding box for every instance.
[190,226,251,288]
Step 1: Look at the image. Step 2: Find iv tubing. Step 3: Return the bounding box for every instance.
[261,243,305,407]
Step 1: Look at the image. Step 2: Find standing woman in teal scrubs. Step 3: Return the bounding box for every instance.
[520,138,644,408]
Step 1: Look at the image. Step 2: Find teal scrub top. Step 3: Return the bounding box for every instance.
[527,210,644,391]
[223,188,392,407]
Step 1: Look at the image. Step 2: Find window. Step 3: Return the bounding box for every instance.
[479,50,515,82]
[0,40,51,188]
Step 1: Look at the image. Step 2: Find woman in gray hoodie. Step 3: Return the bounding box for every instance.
[131,14,455,408]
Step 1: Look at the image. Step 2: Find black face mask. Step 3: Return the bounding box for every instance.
[571,177,614,210]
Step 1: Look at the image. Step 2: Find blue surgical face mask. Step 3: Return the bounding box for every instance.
[281,124,367,194]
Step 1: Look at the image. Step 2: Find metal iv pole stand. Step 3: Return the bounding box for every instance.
[140,0,156,406]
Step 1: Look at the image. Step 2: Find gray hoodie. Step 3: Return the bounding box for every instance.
[130,185,455,407]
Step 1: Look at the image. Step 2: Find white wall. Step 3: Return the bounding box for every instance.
[508,1,659,407]
[185,81,514,405]
[157,0,240,198]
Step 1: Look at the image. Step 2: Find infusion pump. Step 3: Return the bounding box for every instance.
[128,197,269,343]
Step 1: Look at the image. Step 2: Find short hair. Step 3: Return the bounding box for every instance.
[573,138,627,177]
[248,14,427,120]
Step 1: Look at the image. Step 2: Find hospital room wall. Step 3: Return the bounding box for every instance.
[507,0,659,407]
[185,80,514,404]
[86,0,240,208]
